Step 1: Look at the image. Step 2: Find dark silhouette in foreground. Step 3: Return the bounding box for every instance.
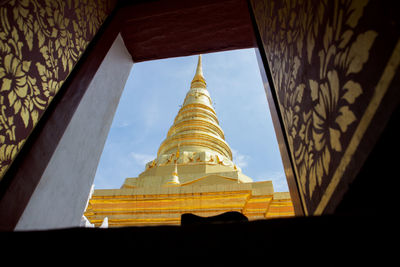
[181,211,248,225]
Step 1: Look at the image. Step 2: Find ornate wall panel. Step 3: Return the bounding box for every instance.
[0,0,115,180]
[250,0,400,214]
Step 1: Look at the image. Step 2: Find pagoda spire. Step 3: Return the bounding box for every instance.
[157,55,233,160]
[190,54,206,89]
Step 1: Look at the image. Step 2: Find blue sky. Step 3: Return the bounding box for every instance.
[93,48,289,192]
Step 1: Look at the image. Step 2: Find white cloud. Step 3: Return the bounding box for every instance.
[130,152,155,165]
[231,148,250,169]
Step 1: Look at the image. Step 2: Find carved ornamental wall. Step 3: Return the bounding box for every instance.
[251,0,399,215]
[0,0,115,180]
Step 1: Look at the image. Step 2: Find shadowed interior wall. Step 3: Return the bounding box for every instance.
[15,34,132,230]
[250,0,400,215]
[119,0,256,62]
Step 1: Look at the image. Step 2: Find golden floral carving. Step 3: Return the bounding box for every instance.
[0,0,114,179]
[251,0,378,212]
[0,53,40,128]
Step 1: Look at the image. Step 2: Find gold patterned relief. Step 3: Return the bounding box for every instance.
[250,0,399,214]
[0,0,115,179]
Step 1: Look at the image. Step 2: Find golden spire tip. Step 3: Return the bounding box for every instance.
[191,54,206,88]
[196,54,203,76]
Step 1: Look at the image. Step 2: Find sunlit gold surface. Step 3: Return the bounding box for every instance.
[157,56,231,160]
[84,55,294,226]
[85,183,294,227]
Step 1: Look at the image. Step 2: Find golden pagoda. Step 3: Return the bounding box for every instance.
[84,55,294,227]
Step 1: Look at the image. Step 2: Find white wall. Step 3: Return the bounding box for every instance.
[15,34,133,230]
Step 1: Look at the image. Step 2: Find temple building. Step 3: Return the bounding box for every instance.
[84,55,294,227]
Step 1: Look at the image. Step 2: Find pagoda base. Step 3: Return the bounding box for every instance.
[84,181,294,227]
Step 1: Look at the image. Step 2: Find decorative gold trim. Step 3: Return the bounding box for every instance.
[178,103,217,116]
[158,132,232,159]
[179,174,238,186]
[167,118,225,139]
[175,111,219,125]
